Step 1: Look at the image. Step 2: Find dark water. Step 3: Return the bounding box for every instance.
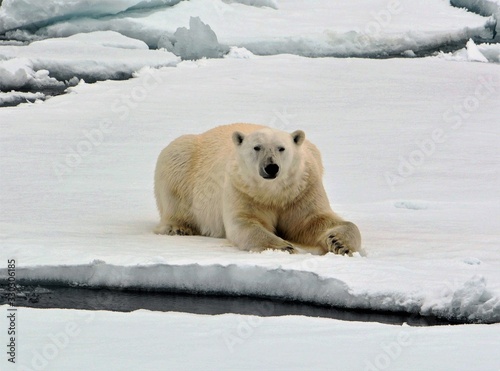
[0,284,458,326]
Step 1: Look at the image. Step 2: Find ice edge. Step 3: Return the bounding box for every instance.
[1,263,498,324]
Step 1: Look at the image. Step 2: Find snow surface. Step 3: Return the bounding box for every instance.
[1,55,499,325]
[1,1,500,370]
[0,0,183,34]
[0,91,45,106]
[1,0,499,99]
[439,38,500,63]
[0,0,496,57]
[169,16,228,60]
[0,31,179,91]
[1,306,499,371]
[466,38,493,62]
[452,0,500,36]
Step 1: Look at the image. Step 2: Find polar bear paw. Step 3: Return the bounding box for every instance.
[250,244,296,254]
[327,234,352,256]
[326,222,361,256]
[154,223,194,236]
[277,245,297,254]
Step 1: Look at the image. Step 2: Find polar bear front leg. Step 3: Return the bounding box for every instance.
[225,218,296,254]
[223,187,296,253]
[154,222,195,236]
[325,221,362,256]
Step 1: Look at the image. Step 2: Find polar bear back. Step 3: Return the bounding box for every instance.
[154,123,266,237]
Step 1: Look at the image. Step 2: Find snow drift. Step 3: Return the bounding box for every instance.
[0,31,179,91]
[451,0,500,38]
[438,38,500,62]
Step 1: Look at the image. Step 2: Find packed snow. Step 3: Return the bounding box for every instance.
[0,31,179,91]
[1,1,500,370]
[1,0,499,100]
[1,306,499,371]
[0,0,497,56]
[0,0,183,34]
[0,90,46,106]
[168,16,228,60]
[438,38,500,63]
[452,0,500,36]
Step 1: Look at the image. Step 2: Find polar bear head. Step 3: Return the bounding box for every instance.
[232,128,305,181]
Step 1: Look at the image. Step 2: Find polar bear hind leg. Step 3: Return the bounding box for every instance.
[154,135,199,236]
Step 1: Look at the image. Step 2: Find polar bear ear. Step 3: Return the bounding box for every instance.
[291,130,305,146]
[232,131,245,146]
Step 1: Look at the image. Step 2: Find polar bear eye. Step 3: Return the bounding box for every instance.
[253,146,261,151]
[278,147,285,152]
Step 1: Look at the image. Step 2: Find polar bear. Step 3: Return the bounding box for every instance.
[154,123,361,255]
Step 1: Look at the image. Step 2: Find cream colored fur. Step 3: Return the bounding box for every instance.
[154,123,361,255]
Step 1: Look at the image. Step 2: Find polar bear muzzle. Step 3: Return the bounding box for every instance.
[261,163,280,179]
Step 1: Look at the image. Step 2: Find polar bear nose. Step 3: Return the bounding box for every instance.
[263,164,280,178]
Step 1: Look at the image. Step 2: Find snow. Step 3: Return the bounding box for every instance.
[0,31,179,91]
[0,0,183,34]
[439,39,500,63]
[452,0,500,37]
[0,0,495,57]
[0,58,64,91]
[1,306,499,371]
[224,46,256,60]
[1,0,498,97]
[1,1,500,369]
[170,16,228,60]
[466,38,491,62]
[0,91,46,106]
